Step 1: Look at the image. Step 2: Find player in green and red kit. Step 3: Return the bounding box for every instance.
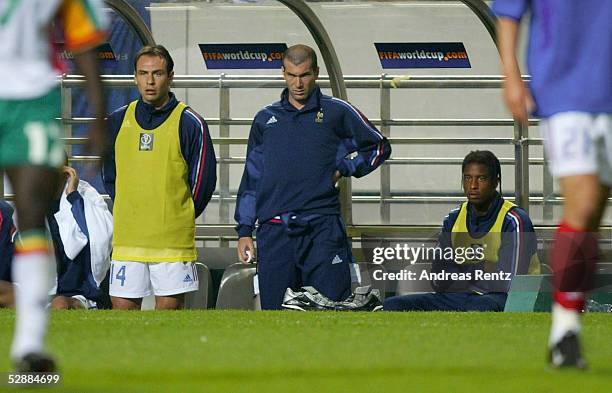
[0,0,108,371]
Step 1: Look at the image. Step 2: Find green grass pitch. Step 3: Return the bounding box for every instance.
[0,310,611,393]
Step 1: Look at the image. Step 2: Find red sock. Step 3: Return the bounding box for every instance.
[550,221,598,311]
[553,292,585,311]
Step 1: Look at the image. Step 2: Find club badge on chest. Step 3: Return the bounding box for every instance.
[139,133,154,151]
[315,109,324,123]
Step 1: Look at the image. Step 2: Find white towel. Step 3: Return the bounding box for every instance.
[54,180,113,286]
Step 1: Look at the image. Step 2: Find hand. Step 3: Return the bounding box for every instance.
[502,73,535,125]
[332,170,342,185]
[237,237,256,264]
[497,18,534,126]
[62,166,79,195]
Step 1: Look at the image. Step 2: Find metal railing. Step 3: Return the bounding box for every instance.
[57,73,545,218]
[5,73,609,238]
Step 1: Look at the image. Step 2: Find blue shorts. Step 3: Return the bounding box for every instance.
[256,214,352,310]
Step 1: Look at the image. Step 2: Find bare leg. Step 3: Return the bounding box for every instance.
[51,296,71,310]
[548,174,609,368]
[51,296,86,310]
[6,167,59,232]
[111,296,142,310]
[558,175,607,230]
[155,294,185,310]
[0,280,15,308]
[593,185,611,228]
[552,176,609,295]
[7,166,59,368]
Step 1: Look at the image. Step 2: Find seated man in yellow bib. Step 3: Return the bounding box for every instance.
[384,151,540,311]
[102,45,216,310]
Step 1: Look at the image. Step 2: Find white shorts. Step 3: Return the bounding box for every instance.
[541,112,612,185]
[109,260,199,298]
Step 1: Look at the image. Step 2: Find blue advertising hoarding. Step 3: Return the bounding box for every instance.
[199,43,287,69]
[57,42,119,72]
[375,42,471,69]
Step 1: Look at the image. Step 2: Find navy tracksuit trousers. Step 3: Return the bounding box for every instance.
[383,292,507,312]
[256,214,352,310]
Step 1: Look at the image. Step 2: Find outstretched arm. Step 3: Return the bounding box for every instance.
[60,0,109,162]
[495,3,534,124]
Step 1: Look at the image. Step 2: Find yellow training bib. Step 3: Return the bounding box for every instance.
[112,101,196,262]
[451,200,516,265]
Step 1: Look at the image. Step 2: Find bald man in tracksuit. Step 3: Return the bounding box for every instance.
[235,44,391,310]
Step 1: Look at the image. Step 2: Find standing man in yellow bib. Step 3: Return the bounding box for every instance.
[103,45,216,310]
[384,151,540,312]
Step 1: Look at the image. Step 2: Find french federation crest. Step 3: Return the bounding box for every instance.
[139,133,154,151]
[315,109,324,123]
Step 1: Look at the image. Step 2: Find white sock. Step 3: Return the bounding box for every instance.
[10,251,56,360]
[549,303,581,347]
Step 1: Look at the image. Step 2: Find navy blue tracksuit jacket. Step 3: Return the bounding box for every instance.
[235,86,391,237]
[235,86,391,309]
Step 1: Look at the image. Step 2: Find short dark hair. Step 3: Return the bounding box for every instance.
[462,150,502,189]
[282,44,318,70]
[134,45,174,74]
